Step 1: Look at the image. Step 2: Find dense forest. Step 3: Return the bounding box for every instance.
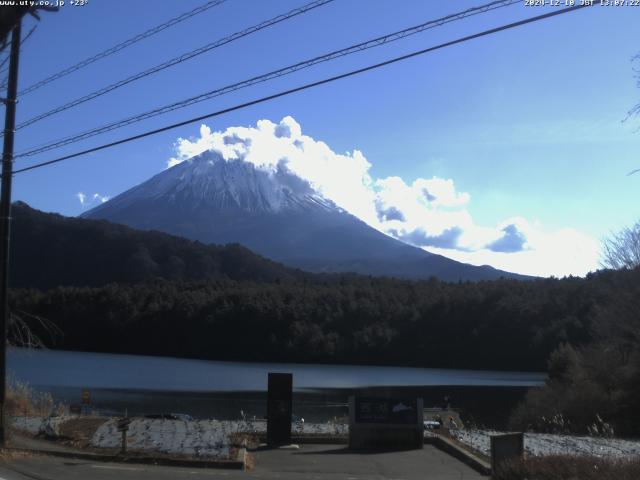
[10,268,637,373]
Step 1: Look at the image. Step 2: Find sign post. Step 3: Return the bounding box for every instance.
[266,373,292,446]
[81,389,90,416]
[116,417,131,454]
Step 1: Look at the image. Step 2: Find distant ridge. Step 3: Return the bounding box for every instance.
[10,201,306,290]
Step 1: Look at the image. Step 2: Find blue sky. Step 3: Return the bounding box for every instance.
[8,0,640,277]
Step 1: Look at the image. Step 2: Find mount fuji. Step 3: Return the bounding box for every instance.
[83,151,529,281]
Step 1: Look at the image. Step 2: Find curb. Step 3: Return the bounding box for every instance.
[426,435,491,476]
[294,436,347,445]
[258,435,348,445]
[7,444,247,470]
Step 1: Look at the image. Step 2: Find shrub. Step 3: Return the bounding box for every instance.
[5,380,62,417]
[494,455,640,480]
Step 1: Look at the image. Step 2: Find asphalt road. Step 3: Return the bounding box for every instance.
[0,444,483,480]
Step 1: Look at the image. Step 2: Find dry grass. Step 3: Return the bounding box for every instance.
[494,455,640,480]
[228,432,258,469]
[5,381,63,417]
[0,448,35,462]
[229,432,260,449]
[244,451,255,470]
[57,417,107,448]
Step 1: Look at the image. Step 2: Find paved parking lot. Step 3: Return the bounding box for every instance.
[252,443,484,479]
[0,444,483,480]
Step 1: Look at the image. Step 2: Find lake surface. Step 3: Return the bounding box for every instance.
[8,347,545,391]
[8,347,546,423]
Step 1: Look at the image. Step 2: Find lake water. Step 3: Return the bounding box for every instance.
[8,347,545,391]
[8,347,546,423]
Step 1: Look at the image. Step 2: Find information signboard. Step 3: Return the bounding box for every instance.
[349,396,423,450]
[354,397,419,425]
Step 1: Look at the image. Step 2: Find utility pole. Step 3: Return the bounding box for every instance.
[0,20,21,448]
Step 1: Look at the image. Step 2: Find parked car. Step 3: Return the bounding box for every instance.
[423,420,442,430]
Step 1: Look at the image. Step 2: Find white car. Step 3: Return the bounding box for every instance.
[423,420,442,430]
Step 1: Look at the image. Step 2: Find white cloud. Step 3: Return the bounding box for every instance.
[75,191,110,208]
[428,225,600,278]
[169,116,378,224]
[92,193,110,204]
[168,117,600,278]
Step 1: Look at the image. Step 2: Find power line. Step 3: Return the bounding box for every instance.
[0,25,37,89]
[20,23,37,45]
[18,0,228,97]
[16,0,520,158]
[14,0,336,132]
[12,3,594,176]
[0,24,34,72]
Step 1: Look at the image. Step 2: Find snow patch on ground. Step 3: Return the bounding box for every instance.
[451,429,640,458]
[10,416,67,437]
[90,418,349,458]
[235,419,348,436]
[91,418,233,458]
[16,416,638,460]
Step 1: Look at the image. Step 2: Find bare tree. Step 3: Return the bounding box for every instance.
[601,221,640,270]
[7,310,62,349]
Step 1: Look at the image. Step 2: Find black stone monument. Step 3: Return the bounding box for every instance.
[267,372,293,446]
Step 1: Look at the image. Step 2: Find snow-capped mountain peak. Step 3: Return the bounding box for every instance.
[97,150,335,215]
[83,151,529,281]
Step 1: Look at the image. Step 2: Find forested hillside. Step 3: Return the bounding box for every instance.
[11,268,637,373]
[10,202,306,288]
[509,266,640,436]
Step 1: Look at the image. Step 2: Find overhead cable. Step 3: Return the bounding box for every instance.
[14,0,336,131]
[12,3,594,175]
[16,0,520,157]
[18,0,228,96]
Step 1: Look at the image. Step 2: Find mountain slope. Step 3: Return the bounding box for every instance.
[10,202,306,289]
[84,151,530,281]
